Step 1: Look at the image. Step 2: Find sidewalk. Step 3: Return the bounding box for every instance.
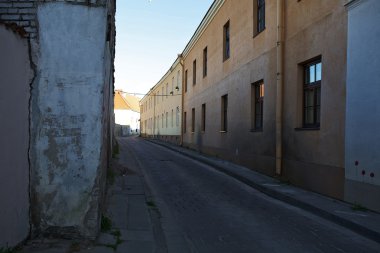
[147,138,380,244]
[18,156,164,253]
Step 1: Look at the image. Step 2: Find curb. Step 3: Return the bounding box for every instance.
[146,138,380,244]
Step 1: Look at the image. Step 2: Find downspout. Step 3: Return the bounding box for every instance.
[179,54,184,146]
[153,91,156,138]
[275,0,284,175]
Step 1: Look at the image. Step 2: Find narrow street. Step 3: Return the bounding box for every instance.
[118,136,379,253]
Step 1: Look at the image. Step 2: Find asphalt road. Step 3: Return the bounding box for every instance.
[118,137,380,253]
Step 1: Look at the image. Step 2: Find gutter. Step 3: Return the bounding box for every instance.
[179,54,184,146]
[275,0,284,175]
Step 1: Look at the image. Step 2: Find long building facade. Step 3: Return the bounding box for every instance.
[182,0,347,199]
[140,0,379,212]
[140,57,183,144]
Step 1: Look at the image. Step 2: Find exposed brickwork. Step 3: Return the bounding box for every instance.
[0,0,109,38]
[0,0,37,38]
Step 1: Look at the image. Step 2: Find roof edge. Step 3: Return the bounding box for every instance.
[141,56,182,102]
[182,0,225,58]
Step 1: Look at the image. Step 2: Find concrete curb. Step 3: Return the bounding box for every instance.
[145,138,380,244]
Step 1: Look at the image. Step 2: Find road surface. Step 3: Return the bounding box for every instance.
[118,137,379,253]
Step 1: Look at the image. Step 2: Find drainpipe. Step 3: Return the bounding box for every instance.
[275,0,284,175]
[153,90,156,139]
[179,54,184,146]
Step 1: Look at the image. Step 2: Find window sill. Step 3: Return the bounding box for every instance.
[219,130,227,133]
[223,57,230,62]
[250,128,263,132]
[253,28,265,39]
[295,127,320,131]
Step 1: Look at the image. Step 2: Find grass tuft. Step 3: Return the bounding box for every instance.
[351,203,368,212]
[101,214,112,232]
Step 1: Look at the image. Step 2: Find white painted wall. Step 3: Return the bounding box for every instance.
[345,0,380,187]
[115,109,140,133]
[31,2,108,237]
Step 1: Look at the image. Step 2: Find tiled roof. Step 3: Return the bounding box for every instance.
[114,90,140,112]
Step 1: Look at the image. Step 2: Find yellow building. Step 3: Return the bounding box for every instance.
[182,0,347,201]
[140,57,183,144]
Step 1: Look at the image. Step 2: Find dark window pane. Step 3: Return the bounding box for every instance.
[316,87,321,106]
[305,89,315,107]
[305,107,314,125]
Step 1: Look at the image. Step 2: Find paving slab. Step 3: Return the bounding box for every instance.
[116,241,154,253]
[127,195,152,231]
[96,233,116,245]
[77,246,114,253]
[119,229,154,242]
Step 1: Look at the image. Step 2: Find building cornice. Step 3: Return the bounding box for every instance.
[141,56,181,102]
[182,0,225,58]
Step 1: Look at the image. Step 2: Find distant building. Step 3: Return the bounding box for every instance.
[0,0,116,246]
[345,0,380,212]
[114,90,141,136]
[140,57,182,144]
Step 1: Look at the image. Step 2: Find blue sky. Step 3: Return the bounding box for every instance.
[114,0,214,95]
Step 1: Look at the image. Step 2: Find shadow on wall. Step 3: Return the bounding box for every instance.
[0,25,31,248]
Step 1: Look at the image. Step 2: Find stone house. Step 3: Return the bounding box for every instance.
[0,0,116,247]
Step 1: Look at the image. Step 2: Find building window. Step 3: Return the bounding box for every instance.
[303,59,322,128]
[166,83,169,98]
[252,80,264,130]
[185,70,188,92]
[166,112,168,128]
[162,113,164,128]
[223,21,230,61]
[221,94,228,132]
[184,112,187,133]
[162,87,164,101]
[176,106,180,126]
[171,109,174,127]
[201,103,206,132]
[256,0,265,34]
[203,47,208,77]
[177,70,180,89]
[191,108,195,133]
[158,115,160,129]
[193,59,197,85]
[171,77,174,94]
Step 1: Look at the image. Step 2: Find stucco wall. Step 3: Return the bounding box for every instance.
[0,26,31,248]
[141,59,182,138]
[345,0,380,212]
[282,0,347,199]
[30,2,108,238]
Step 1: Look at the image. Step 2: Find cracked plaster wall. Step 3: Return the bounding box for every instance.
[30,2,110,238]
[0,0,116,243]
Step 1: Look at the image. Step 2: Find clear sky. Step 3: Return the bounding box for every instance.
[114,0,214,96]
